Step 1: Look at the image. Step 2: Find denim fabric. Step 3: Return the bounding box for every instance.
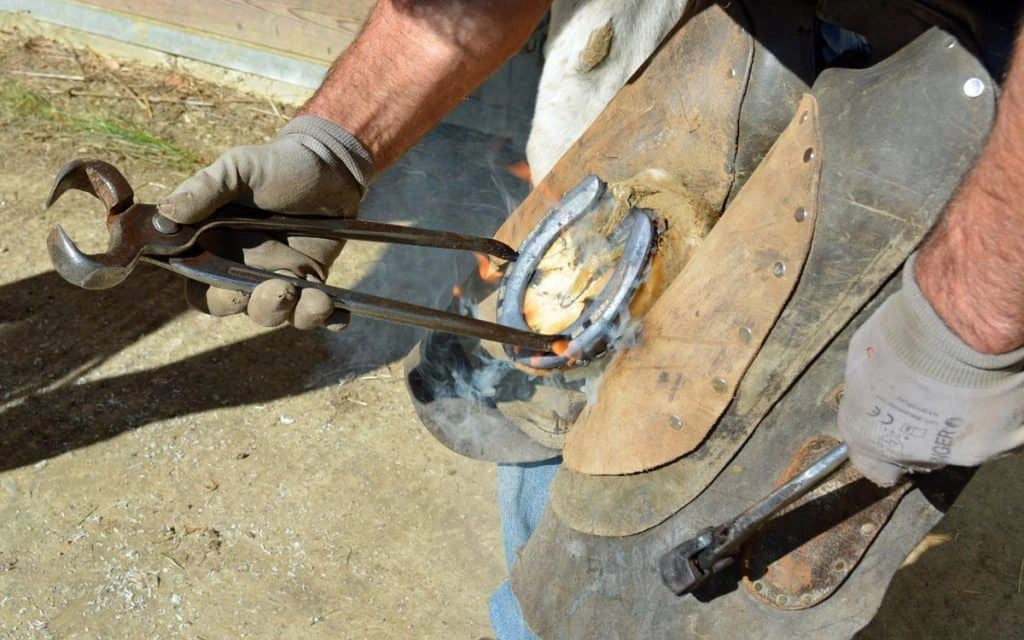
[488,459,561,640]
[820,21,872,65]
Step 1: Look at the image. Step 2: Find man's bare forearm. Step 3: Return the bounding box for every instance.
[916,34,1024,354]
[298,0,551,171]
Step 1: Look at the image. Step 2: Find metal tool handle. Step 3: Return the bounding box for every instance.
[200,205,519,261]
[660,442,849,596]
[709,443,849,563]
[151,252,563,351]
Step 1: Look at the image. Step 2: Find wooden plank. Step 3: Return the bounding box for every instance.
[1,0,334,87]
[73,0,374,63]
[1,0,542,131]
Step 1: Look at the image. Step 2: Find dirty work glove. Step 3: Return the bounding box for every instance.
[838,254,1024,486]
[159,114,374,329]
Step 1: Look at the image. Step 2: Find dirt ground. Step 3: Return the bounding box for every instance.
[0,28,506,639]
[1,26,1024,640]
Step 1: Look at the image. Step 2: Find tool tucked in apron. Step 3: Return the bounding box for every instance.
[405,0,1017,637]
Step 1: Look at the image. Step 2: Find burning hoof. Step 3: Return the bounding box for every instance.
[496,175,659,373]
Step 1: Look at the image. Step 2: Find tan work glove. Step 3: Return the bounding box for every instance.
[838,254,1024,486]
[159,115,374,329]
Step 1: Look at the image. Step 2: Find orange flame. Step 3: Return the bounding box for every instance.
[551,339,572,356]
[452,284,463,298]
[507,161,532,184]
[552,339,580,367]
[475,252,503,284]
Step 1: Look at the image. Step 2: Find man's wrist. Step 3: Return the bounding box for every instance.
[295,0,550,171]
[280,115,374,192]
[895,255,1024,386]
[915,211,1024,355]
[913,31,1024,355]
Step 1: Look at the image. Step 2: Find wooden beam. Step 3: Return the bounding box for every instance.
[72,0,374,64]
[0,0,352,87]
[0,0,542,137]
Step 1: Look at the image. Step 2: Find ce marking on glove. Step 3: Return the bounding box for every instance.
[867,405,895,425]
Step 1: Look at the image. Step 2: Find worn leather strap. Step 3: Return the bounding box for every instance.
[562,93,821,476]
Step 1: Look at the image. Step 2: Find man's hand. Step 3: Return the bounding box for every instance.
[838,256,1024,486]
[159,115,373,329]
[840,30,1024,485]
[157,0,548,330]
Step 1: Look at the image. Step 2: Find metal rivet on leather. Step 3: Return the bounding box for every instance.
[963,77,985,98]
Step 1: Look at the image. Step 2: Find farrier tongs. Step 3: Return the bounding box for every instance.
[45,159,561,351]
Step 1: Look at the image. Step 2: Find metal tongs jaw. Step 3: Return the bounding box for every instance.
[47,158,161,289]
[44,159,560,350]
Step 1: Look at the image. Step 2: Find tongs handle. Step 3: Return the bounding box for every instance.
[197,204,519,261]
[155,252,562,351]
[150,206,556,347]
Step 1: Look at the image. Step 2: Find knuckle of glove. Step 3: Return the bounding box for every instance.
[246,280,340,331]
[160,147,259,223]
[849,450,906,487]
[206,286,251,317]
[248,279,299,327]
[184,280,250,317]
[287,237,343,275]
[292,288,336,330]
[836,386,900,486]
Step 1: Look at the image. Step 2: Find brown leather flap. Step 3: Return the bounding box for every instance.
[562,94,822,476]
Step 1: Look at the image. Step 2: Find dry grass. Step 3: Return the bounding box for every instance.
[0,27,287,174]
[0,78,200,169]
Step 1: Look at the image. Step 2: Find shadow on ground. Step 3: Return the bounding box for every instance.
[0,123,528,472]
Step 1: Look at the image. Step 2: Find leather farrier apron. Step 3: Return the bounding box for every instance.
[405,1,1020,637]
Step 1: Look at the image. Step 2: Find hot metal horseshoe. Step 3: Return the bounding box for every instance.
[496,175,660,372]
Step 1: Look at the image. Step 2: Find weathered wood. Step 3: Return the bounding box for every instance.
[75,0,373,62]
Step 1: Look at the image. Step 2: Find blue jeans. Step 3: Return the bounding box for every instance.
[488,458,561,640]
